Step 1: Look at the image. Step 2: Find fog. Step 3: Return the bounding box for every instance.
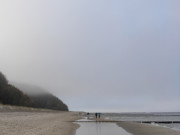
[0,0,180,112]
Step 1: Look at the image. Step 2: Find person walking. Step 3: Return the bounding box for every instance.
[87,112,90,119]
[95,113,97,119]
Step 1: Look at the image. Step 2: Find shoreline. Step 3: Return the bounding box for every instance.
[74,116,180,135]
[117,121,180,135]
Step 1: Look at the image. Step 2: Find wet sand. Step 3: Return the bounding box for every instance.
[75,120,180,135]
[0,105,80,135]
[117,122,180,135]
[75,116,180,135]
[75,122,132,135]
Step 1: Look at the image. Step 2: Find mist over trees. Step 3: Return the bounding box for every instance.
[13,83,69,111]
[0,72,32,106]
[29,94,68,111]
[0,72,68,111]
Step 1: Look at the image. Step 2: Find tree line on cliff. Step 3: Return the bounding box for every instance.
[0,72,68,111]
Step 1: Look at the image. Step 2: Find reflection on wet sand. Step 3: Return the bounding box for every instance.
[75,122,132,135]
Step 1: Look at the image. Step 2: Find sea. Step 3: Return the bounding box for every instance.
[103,112,180,131]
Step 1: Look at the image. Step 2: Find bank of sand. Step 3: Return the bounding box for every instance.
[117,122,180,135]
[0,105,80,135]
[1,105,180,135]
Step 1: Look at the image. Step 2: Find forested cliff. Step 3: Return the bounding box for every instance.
[0,72,68,111]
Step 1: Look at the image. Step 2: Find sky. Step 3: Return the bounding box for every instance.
[0,0,180,112]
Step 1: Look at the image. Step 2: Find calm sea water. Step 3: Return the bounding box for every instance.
[103,112,180,131]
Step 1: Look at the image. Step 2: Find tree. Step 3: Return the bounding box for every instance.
[0,72,8,86]
[0,72,32,107]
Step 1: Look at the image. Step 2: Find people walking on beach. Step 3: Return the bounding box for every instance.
[95,112,101,119]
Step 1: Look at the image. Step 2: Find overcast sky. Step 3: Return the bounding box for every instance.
[0,0,180,112]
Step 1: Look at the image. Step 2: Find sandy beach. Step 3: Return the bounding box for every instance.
[0,105,80,135]
[117,122,180,135]
[1,105,180,135]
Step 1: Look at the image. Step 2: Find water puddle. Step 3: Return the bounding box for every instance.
[75,121,132,135]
